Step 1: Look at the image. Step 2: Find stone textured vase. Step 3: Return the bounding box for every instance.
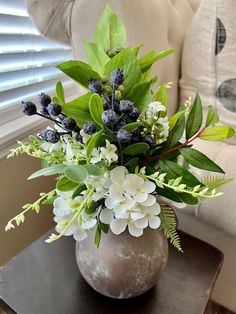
[75,228,168,299]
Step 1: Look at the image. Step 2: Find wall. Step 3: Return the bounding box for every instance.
[0,154,55,266]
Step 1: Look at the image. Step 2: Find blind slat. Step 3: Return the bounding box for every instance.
[0,0,27,17]
[0,50,72,73]
[0,14,39,35]
[0,34,70,53]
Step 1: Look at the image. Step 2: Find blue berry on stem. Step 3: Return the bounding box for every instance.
[102,110,118,126]
[145,135,155,146]
[110,69,124,86]
[47,103,61,116]
[88,80,103,94]
[117,129,132,144]
[39,93,51,107]
[62,118,76,131]
[83,121,97,135]
[120,100,134,114]
[21,101,37,116]
[128,107,140,121]
[46,130,60,143]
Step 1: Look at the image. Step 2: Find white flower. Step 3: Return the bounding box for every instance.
[80,129,91,144]
[100,140,118,165]
[41,141,64,153]
[123,174,156,203]
[90,147,102,164]
[158,117,169,138]
[132,203,161,230]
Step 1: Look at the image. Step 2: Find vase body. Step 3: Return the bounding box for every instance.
[75,228,168,299]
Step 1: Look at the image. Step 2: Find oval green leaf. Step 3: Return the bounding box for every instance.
[199,126,235,141]
[56,176,78,192]
[64,166,88,183]
[186,93,203,140]
[89,94,104,127]
[123,142,149,156]
[28,164,67,180]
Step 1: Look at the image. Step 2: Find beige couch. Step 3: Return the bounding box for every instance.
[26,0,236,311]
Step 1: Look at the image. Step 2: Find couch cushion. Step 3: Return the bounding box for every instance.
[180,0,236,236]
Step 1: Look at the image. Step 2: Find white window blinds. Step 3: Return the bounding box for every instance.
[0,0,74,113]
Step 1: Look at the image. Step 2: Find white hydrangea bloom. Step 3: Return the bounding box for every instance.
[90,140,118,166]
[80,129,91,144]
[90,147,102,164]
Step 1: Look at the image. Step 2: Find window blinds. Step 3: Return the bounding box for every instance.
[0,0,74,110]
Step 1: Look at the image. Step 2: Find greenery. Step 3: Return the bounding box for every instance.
[6,6,235,251]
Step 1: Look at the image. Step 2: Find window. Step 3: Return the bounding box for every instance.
[0,0,77,158]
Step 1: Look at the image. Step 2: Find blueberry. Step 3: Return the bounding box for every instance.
[40,106,49,116]
[145,135,155,146]
[88,80,103,93]
[75,133,83,142]
[45,130,60,143]
[83,121,97,135]
[39,93,51,107]
[132,127,141,138]
[114,118,126,131]
[110,69,124,86]
[21,101,37,116]
[58,114,67,121]
[74,126,81,133]
[128,107,140,121]
[120,100,134,114]
[117,129,132,144]
[47,103,61,116]
[102,110,118,126]
[62,118,76,131]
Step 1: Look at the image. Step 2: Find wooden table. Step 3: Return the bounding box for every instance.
[0,230,223,314]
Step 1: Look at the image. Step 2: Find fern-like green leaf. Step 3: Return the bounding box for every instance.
[202,176,232,191]
[160,204,183,252]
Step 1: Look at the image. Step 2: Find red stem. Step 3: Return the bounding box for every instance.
[143,127,206,165]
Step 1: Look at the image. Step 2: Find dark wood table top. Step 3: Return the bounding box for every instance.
[0,230,223,314]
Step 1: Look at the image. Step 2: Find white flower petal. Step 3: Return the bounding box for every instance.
[134,217,149,229]
[141,181,156,193]
[109,184,124,200]
[130,212,145,221]
[128,223,143,237]
[149,202,161,215]
[82,218,97,229]
[134,192,148,203]
[110,166,127,185]
[110,219,127,235]
[53,197,71,216]
[100,209,113,224]
[105,197,119,209]
[73,229,88,241]
[149,216,161,229]
[140,195,156,207]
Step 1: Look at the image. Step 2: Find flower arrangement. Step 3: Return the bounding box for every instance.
[6,6,235,251]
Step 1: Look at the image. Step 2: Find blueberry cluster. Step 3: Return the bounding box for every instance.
[87,69,144,145]
[21,94,81,144]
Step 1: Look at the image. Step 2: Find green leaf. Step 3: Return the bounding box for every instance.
[178,193,198,205]
[94,224,102,248]
[99,222,109,233]
[125,158,139,173]
[85,201,98,215]
[166,113,185,148]
[123,142,149,155]
[138,49,175,73]
[94,5,126,52]
[199,126,235,141]
[89,93,104,128]
[133,44,143,57]
[61,93,92,128]
[180,147,224,173]
[126,80,153,112]
[42,196,57,205]
[159,159,202,187]
[72,184,87,199]
[56,60,100,89]
[28,164,67,180]
[202,176,231,191]
[153,83,169,110]
[56,176,78,192]
[64,166,88,183]
[86,130,104,159]
[56,81,65,103]
[122,122,142,131]
[169,111,185,130]
[81,164,102,176]
[160,204,182,252]
[205,105,219,127]
[104,47,141,94]
[85,41,110,76]
[186,93,203,139]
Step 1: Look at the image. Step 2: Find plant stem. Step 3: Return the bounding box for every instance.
[111,84,116,111]
[143,127,206,165]
[117,141,124,165]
